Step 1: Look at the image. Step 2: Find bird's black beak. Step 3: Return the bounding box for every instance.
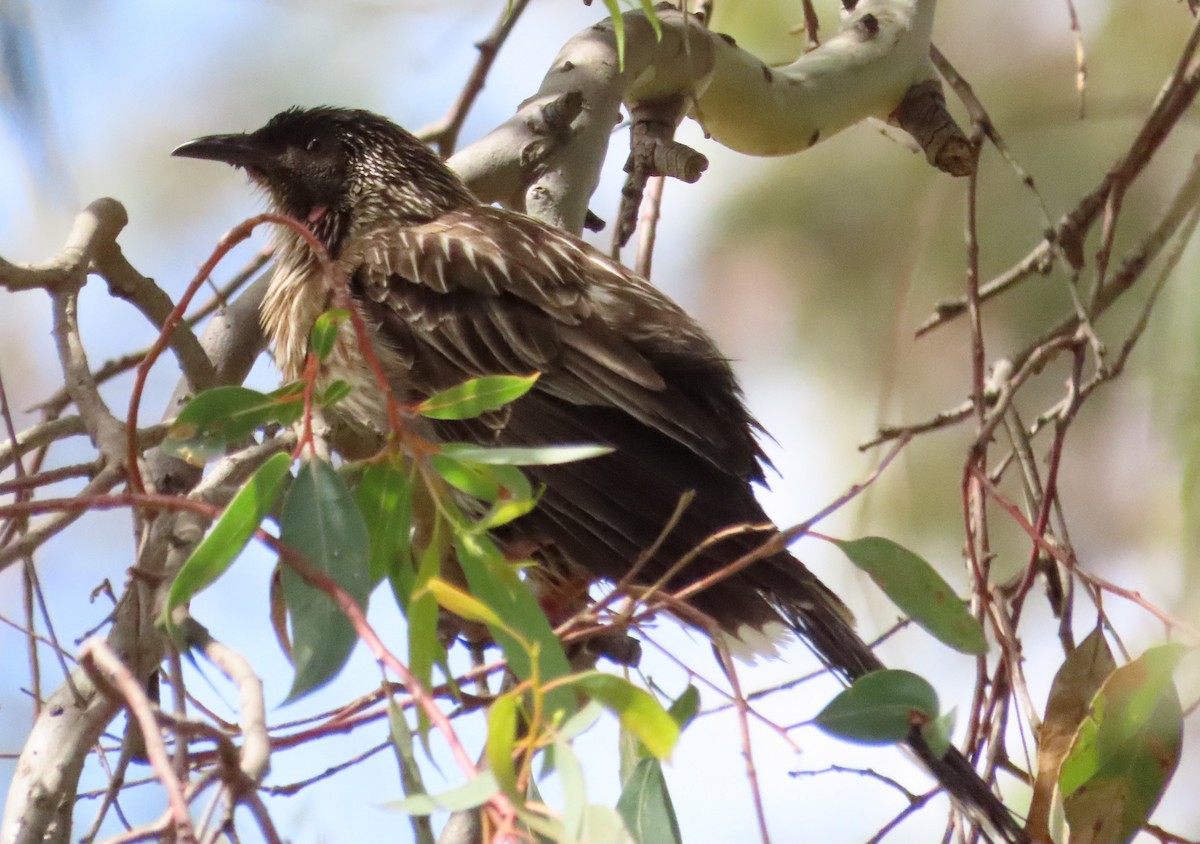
[172,133,273,171]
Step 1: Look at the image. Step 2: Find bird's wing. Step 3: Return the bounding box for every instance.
[346,207,768,479]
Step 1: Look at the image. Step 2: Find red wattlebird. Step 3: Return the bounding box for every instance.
[175,107,1024,842]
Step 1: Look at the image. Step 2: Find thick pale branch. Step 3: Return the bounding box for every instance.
[693,0,938,155]
[91,240,218,393]
[177,617,270,786]
[50,289,127,467]
[0,198,127,292]
[1,248,269,844]
[452,0,949,232]
[0,416,87,473]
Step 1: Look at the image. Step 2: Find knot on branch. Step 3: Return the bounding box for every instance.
[615,98,709,248]
[889,80,974,177]
[519,90,585,173]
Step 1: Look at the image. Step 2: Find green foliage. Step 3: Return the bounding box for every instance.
[1058,644,1187,844]
[355,461,414,587]
[451,530,576,717]
[278,458,372,701]
[317,378,352,408]
[157,369,1039,841]
[1028,627,1118,840]
[159,451,293,636]
[439,442,614,466]
[666,684,700,730]
[430,454,539,530]
[617,758,682,844]
[566,672,679,760]
[162,383,304,464]
[417,373,538,420]
[598,0,661,71]
[814,669,942,749]
[386,770,501,815]
[386,695,436,844]
[310,308,350,361]
[406,525,446,723]
[486,690,522,798]
[832,536,988,655]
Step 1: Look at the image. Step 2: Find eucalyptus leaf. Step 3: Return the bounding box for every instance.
[160,452,292,634]
[279,459,371,702]
[440,442,613,466]
[833,536,987,655]
[418,373,538,420]
[617,758,681,844]
[814,669,940,746]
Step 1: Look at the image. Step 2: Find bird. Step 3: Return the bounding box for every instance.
[173,106,1024,841]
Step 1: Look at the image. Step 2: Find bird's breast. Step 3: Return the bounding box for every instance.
[261,242,398,438]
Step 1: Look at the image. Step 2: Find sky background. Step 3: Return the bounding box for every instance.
[2,1,1200,842]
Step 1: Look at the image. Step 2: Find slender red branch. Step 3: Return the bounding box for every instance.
[715,641,773,844]
[0,487,515,831]
[974,468,1200,641]
[672,431,912,605]
[296,352,320,458]
[125,214,289,494]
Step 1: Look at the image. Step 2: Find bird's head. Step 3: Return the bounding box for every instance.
[173,107,474,254]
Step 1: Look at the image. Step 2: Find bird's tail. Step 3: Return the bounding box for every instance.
[769,555,1028,843]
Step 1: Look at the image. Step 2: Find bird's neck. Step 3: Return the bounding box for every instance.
[259,221,407,448]
[261,225,338,380]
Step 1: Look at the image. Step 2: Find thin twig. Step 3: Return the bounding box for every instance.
[79,639,198,844]
[715,641,772,844]
[416,0,533,157]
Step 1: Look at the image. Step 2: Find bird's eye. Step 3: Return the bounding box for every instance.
[305,138,322,153]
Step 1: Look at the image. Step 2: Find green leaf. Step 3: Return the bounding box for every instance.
[160,452,292,634]
[667,685,700,730]
[476,493,541,532]
[386,694,436,844]
[431,455,517,502]
[408,517,446,723]
[418,373,538,420]
[440,442,614,466]
[639,0,662,41]
[163,384,304,464]
[833,536,987,655]
[814,669,940,746]
[486,691,521,799]
[601,0,626,69]
[1059,644,1187,843]
[431,456,538,529]
[558,700,604,743]
[385,771,500,815]
[555,738,587,841]
[356,462,414,589]
[923,707,956,760]
[571,673,679,760]
[515,808,567,843]
[617,758,681,844]
[279,459,372,702]
[318,379,352,408]
[579,806,635,844]
[425,577,507,630]
[453,530,575,719]
[1028,627,1116,841]
[310,308,350,361]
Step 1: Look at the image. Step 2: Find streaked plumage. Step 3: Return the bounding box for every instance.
[173,107,1023,840]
